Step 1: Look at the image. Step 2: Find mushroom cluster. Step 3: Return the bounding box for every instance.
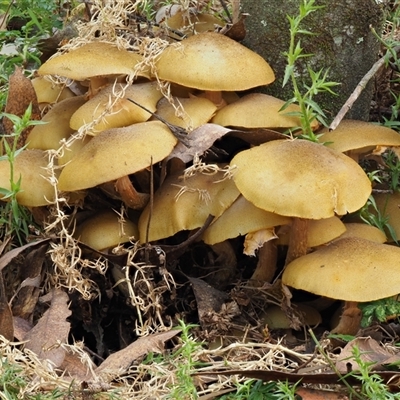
[7,26,400,336]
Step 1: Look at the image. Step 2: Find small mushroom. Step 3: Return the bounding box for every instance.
[261,304,321,330]
[282,237,400,334]
[74,210,138,252]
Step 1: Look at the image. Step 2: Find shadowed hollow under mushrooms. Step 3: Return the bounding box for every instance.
[230,139,371,264]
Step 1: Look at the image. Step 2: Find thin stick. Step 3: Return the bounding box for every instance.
[329,45,400,131]
[161,214,214,255]
[126,98,190,146]
[144,157,153,264]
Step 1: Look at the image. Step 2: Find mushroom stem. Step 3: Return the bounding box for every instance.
[285,217,309,265]
[203,90,227,110]
[331,301,362,336]
[250,240,277,285]
[115,175,149,210]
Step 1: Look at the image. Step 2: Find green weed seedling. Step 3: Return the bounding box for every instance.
[359,297,400,327]
[218,379,299,400]
[0,104,44,244]
[345,346,400,400]
[281,0,339,142]
[359,195,398,243]
[167,320,205,400]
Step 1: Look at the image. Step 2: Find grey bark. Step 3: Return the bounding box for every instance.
[240,0,384,121]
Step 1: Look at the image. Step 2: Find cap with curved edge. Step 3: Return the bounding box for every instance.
[70,82,163,133]
[58,135,92,166]
[0,149,56,206]
[202,194,291,245]
[277,216,346,247]
[58,121,177,192]
[75,210,139,251]
[163,10,224,36]
[31,76,74,104]
[319,120,400,153]
[230,139,371,219]
[27,96,86,150]
[337,223,386,243]
[153,96,217,130]
[282,237,400,302]
[38,41,150,80]
[212,93,319,130]
[138,169,240,243]
[156,32,275,91]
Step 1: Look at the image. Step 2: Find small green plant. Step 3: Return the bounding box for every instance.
[359,297,400,327]
[167,320,204,400]
[218,379,299,400]
[0,104,43,244]
[359,195,397,243]
[344,345,400,400]
[282,0,339,142]
[0,359,27,399]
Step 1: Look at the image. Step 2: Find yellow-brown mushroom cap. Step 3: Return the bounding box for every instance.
[138,169,240,243]
[75,210,139,251]
[27,96,86,150]
[230,139,371,219]
[202,195,291,245]
[212,93,319,130]
[153,96,217,130]
[38,42,150,80]
[0,149,56,206]
[337,223,386,243]
[155,32,275,91]
[70,82,163,133]
[319,120,400,153]
[57,121,177,192]
[282,237,400,302]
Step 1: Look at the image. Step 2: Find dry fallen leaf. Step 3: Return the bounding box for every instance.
[296,387,349,400]
[167,123,231,163]
[0,238,50,271]
[12,243,48,319]
[0,272,13,341]
[95,329,181,381]
[336,337,400,373]
[24,289,72,367]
